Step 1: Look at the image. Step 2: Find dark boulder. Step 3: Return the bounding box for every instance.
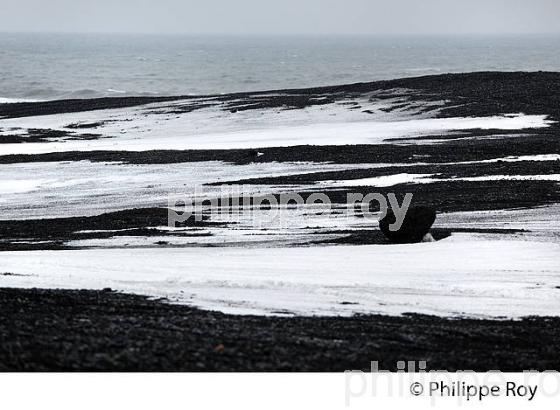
[379,206,437,243]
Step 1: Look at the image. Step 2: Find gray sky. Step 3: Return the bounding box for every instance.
[1,0,559,35]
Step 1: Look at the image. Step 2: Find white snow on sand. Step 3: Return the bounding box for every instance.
[1,235,559,318]
[53,204,560,249]
[0,97,41,104]
[0,180,44,195]
[3,154,560,220]
[314,173,560,187]
[0,160,376,219]
[319,173,434,187]
[453,174,560,182]
[1,93,559,319]
[456,154,560,164]
[436,204,560,235]
[0,94,552,155]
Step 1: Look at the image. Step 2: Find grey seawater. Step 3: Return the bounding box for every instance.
[1,33,559,101]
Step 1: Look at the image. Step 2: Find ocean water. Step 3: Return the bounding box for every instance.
[1,33,559,101]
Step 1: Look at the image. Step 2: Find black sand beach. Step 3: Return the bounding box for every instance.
[1,287,559,372]
[1,72,559,371]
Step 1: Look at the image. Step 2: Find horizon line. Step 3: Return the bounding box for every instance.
[1,30,560,37]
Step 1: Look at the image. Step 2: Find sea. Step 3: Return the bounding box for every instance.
[1,33,559,102]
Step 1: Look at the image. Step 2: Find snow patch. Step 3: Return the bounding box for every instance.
[0,95,552,155]
[1,237,559,318]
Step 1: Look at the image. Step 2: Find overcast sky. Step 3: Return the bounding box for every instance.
[1,0,559,35]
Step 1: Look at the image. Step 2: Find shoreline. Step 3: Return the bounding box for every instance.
[1,287,559,372]
[2,71,560,120]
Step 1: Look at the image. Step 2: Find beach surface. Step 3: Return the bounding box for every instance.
[1,287,559,372]
[1,72,559,370]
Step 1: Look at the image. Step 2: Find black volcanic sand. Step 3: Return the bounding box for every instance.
[0,288,559,372]
[0,208,225,251]
[209,159,560,185]
[248,179,560,212]
[1,72,560,371]
[0,128,104,144]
